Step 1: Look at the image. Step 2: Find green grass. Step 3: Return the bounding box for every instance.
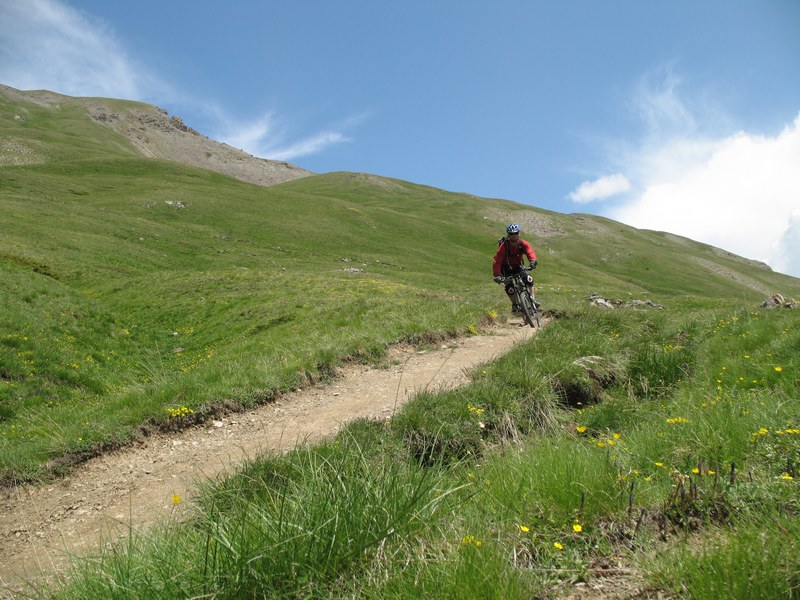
[3,88,800,597]
[29,306,799,599]
[3,113,798,482]
[3,149,789,484]
[648,516,800,599]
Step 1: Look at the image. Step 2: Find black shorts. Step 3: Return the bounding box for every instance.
[502,266,533,294]
[501,265,533,281]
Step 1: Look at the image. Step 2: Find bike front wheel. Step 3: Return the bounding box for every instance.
[515,288,534,328]
[521,289,541,328]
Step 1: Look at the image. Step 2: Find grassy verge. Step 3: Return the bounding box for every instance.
[32,302,799,599]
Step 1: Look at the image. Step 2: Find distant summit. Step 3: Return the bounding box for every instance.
[0,84,312,187]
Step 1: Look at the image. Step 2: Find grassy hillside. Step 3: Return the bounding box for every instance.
[3,89,800,598]
[2,88,799,486]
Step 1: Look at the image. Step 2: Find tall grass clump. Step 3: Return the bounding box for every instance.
[47,421,463,599]
[479,432,625,525]
[362,537,540,600]
[390,339,562,465]
[648,515,800,599]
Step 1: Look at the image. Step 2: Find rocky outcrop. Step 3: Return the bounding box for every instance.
[589,294,664,309]
[0,84,313,187]
[85,103,313,187]
[760,294,798,308]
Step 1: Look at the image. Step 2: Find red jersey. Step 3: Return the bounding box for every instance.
[493,238,537,277]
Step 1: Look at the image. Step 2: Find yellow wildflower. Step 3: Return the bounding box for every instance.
[572,523,583,533]
[576,425,587,433]
[171,494,182,505]
[461,535,482,548]
[553,542,564,550]
[519,525,530,533]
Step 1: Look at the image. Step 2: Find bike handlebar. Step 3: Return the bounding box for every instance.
[494,264,535,283]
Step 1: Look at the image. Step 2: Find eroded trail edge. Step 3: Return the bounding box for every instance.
[0,323,536,593]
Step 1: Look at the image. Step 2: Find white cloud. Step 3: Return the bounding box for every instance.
[773,209,800,278]
[569,173,631,203]
[574,66,800,278]
[210,110,353,161]
[607,114,800,277]
[256,131,350,162]
[0,0,153,100]
[215,112,277,154]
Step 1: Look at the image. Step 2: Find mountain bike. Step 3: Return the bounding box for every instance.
[498,265,541,328]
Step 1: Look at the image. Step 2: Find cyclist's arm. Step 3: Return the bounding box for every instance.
[492,245,505,277]
[522,240,537,263]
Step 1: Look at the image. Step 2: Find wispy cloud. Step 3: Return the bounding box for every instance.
[572,66,800,277]
[0,0,155,100]
[258,131,350,162]
[631,64,698,137]
[568,173,631,203]
[0,0,356,163]
[212,111,278,155]
[213,110,356,162]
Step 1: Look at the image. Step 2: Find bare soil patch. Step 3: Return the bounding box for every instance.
[483,207,567,238]
[0,322,538,596]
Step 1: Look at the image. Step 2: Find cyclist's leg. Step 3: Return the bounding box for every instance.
[502,266,519,312]
[526,273,540,309]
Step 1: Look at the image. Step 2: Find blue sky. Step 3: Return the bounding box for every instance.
[2,0,799,276]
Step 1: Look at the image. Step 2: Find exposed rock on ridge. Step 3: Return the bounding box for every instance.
[86,103,313,186]
[0,84,313,187]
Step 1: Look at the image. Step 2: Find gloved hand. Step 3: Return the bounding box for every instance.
[530,260,538,269]
[493,276,503,283]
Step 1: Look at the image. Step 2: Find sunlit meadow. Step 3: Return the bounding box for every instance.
[3,89,800,598]
[34,305,800,599]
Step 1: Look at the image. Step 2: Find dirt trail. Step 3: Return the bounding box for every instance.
[0,322,536,596]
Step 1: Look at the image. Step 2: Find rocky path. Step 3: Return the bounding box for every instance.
[0,322,537,596]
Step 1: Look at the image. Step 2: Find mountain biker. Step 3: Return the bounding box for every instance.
[493,223,538,313]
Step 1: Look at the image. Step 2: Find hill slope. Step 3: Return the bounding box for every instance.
[1,87,799,483]
[0,84,311,186]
